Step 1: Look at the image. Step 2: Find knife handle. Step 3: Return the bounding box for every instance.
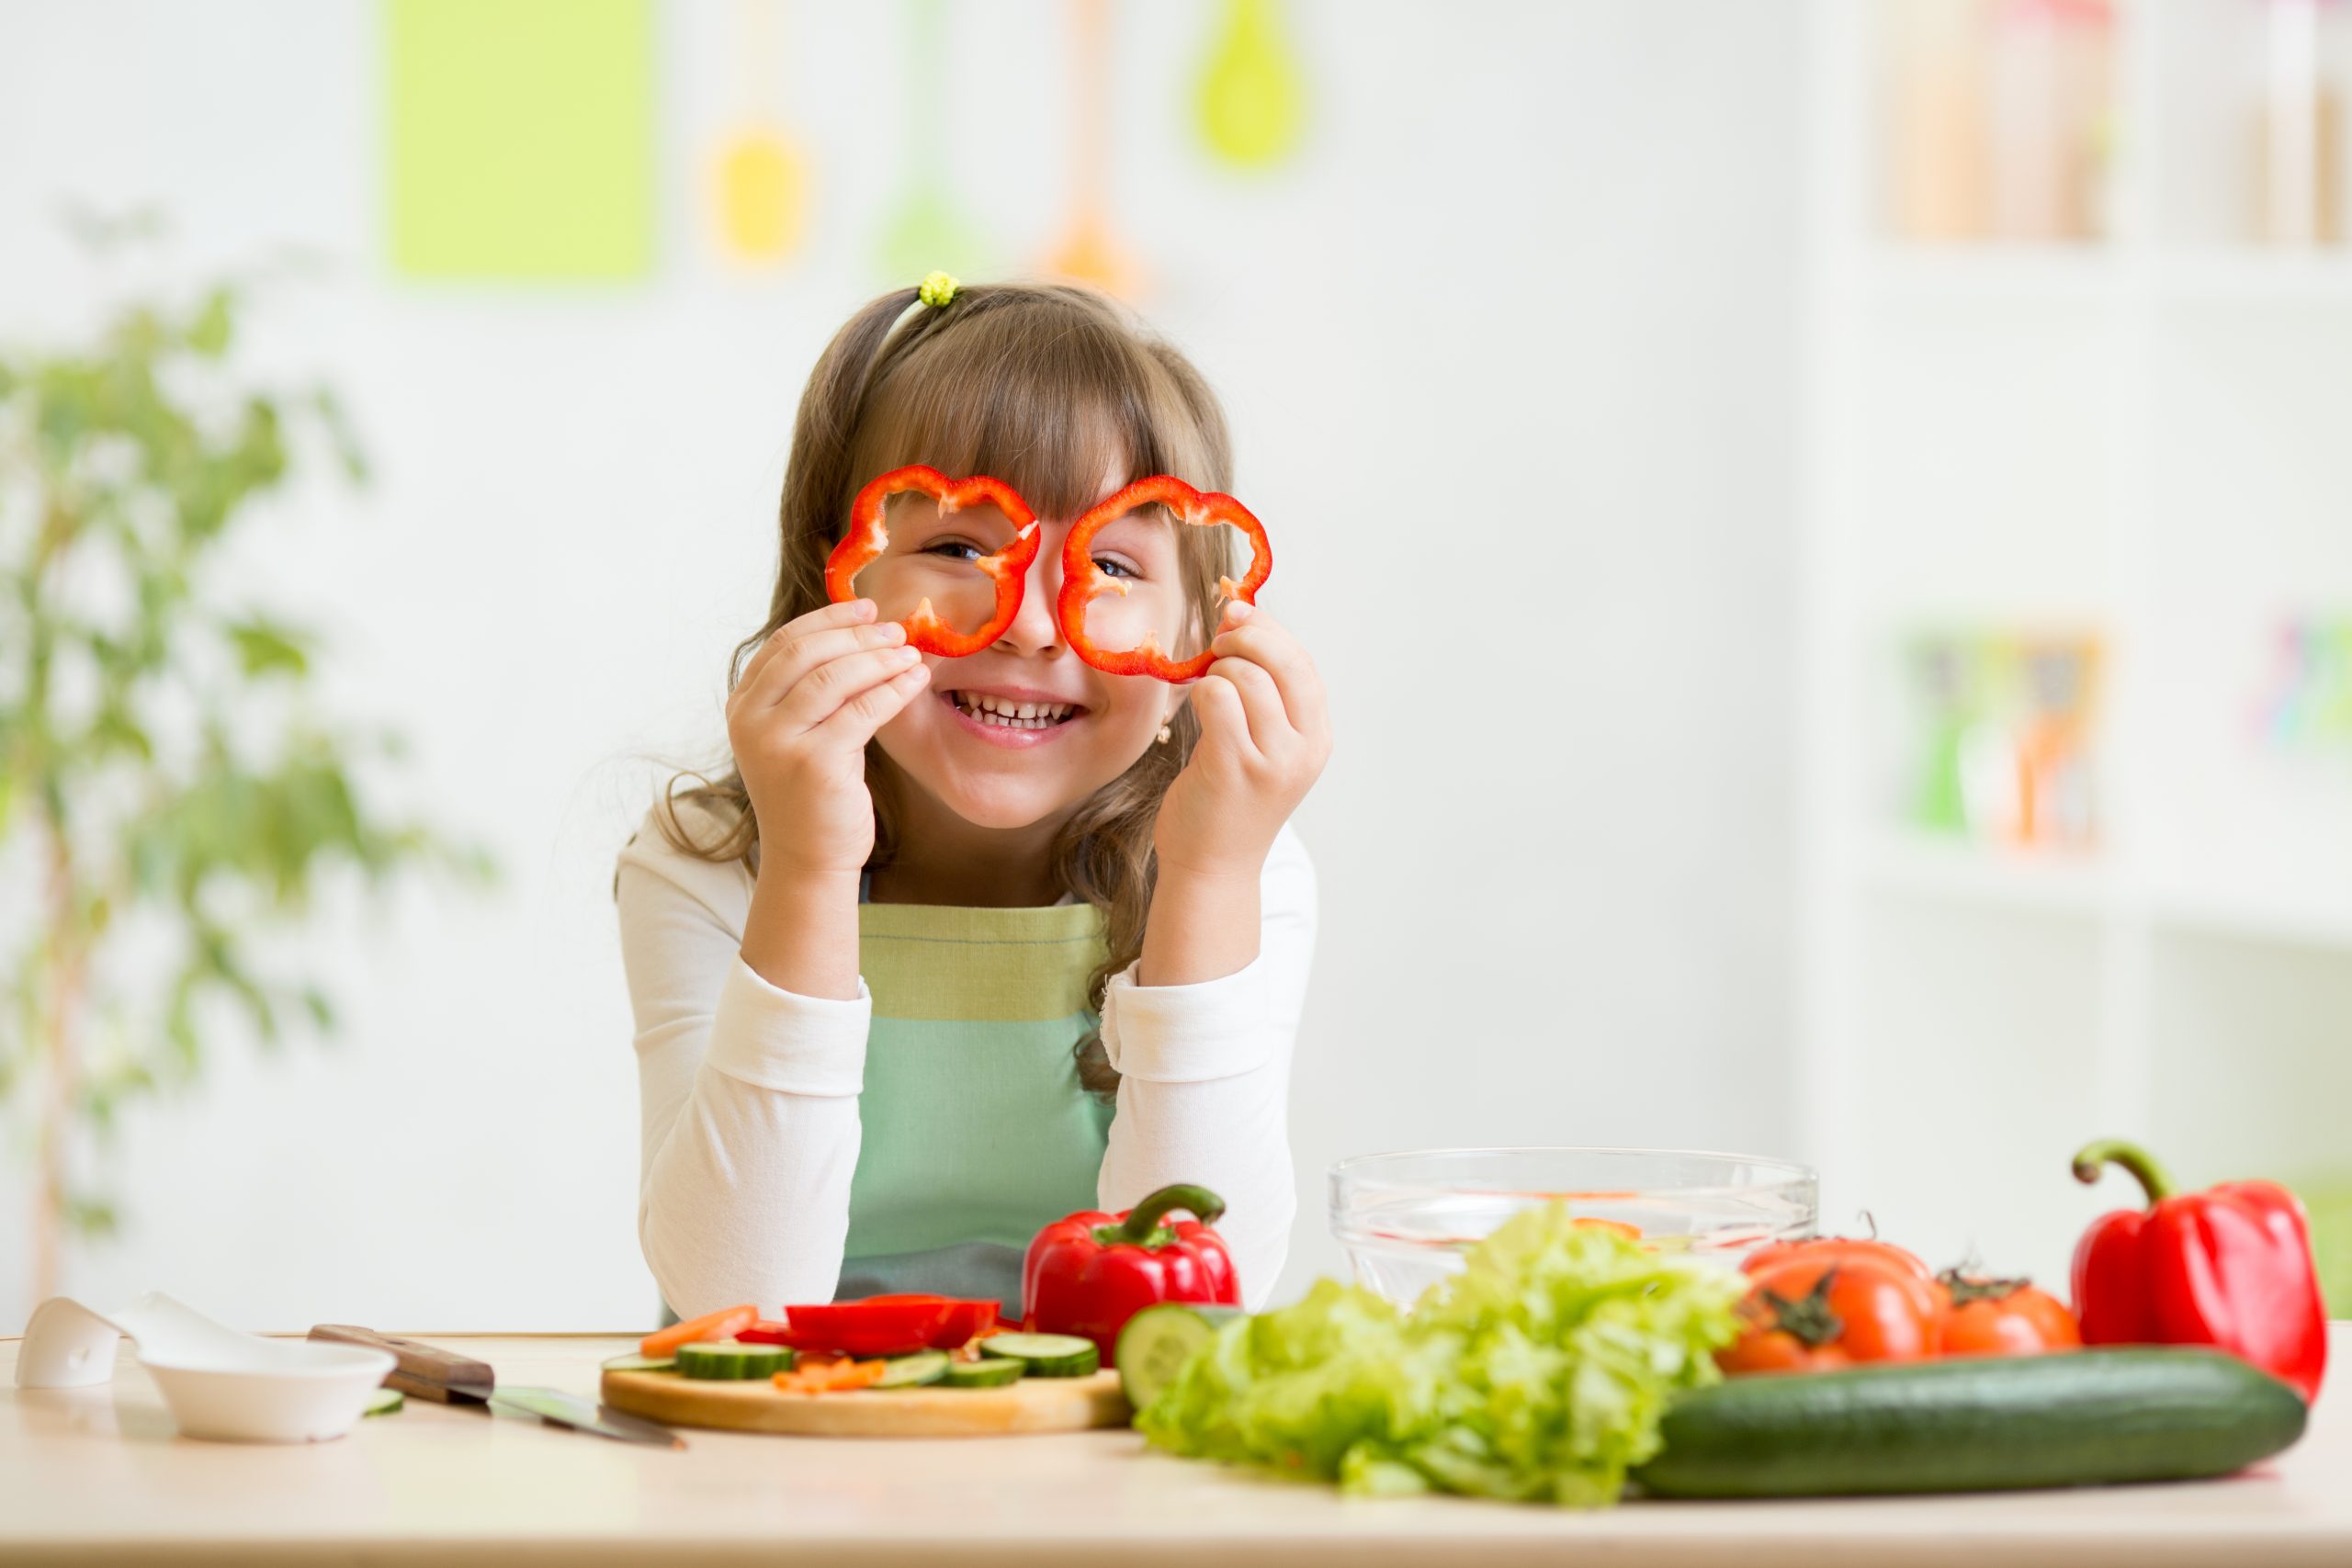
[309,1325,495,1403]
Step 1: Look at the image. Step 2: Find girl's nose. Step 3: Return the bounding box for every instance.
[996,524,1068,656]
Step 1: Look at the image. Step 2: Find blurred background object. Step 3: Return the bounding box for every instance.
[709,0,814,268]
[3,0,2346,1333]
[0,223,483,1307]
[1812,0,2352,1298]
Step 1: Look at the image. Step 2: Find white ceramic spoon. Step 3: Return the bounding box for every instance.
[17,1292,395,1443]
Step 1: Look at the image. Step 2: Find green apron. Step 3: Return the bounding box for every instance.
[832,900,1114,1315]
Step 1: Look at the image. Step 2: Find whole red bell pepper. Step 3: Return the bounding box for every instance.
[2071,1139,2329,1404]
[1023,1183,1241,1354]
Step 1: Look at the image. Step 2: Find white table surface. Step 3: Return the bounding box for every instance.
[4,1327,2347,1567]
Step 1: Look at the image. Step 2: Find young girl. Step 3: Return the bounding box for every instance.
[616,279,1329,1321]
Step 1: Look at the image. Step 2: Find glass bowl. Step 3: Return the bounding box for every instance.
[1329,1146,1819,1307]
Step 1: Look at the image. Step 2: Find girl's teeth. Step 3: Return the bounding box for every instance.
[953,693,1074,729]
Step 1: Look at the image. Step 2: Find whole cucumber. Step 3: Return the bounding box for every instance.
[1634,1349,2307,1499]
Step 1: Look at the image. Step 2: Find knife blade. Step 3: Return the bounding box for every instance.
[309,1324,685,1450]
[456,1382,686,1449]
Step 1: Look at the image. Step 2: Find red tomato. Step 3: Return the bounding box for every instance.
[1742,1235,1935,1285]
[1936,1273,2082,1358]
[1719,1254,1944,1375]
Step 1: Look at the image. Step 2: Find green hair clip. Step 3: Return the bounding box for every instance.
[917,270,961,308]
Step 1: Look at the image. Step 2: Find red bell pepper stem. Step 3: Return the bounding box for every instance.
[1098,1183,1227,1248]
[1057,476,1272,683]
[2072,1139,2177,1202]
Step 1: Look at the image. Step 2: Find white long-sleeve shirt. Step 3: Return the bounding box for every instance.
[616,803,1315,1318]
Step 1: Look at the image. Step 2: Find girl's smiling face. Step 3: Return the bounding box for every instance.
[864,478,1197,832]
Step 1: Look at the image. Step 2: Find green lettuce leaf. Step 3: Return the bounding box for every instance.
[1136,1204,1744,1506]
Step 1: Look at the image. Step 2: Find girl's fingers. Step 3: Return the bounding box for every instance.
[1205,654,1291,755]
[1188,670,1252,760]
[737,600,881,695]
[806,661,933,748]
[773,645,928,732]
[1208,614,1325,736]
[741,620,909,712]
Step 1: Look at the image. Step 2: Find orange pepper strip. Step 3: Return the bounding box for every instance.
[773,1358,889,1394]
[640,1304,757,1359]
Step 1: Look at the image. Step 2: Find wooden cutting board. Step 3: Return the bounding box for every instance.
[600,1367,1131,1438]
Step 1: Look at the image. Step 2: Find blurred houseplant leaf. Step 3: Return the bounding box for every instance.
[0,229,487,1302]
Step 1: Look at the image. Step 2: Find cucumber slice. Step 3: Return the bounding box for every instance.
[601,1354,680,1374]
[944,1356,1026,1389]
[677,1340,790,1380]
[873,1351,951,1389]
[1115,1303,1243,1413]
[978,1332,1100,1378]
[362,1386,404,1416]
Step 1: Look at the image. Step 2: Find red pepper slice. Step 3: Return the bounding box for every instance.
[2071,1139,2329,1404]
[777,1294,1002,1357]
[733,1319,797,1346]
[825,465,1042,658]
[852,1294,1001,1347]
[1056,476,1272,682]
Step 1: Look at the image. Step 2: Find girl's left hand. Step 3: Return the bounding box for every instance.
[1153,603,1331,881]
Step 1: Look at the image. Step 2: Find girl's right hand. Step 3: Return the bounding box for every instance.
[727,600,930,880]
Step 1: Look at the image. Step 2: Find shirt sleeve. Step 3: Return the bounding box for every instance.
[1095,824,1317,1310]
[616,805,869,1317]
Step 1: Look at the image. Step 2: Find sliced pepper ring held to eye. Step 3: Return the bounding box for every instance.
[825,465,1042,658]
[1056,475,1272,682]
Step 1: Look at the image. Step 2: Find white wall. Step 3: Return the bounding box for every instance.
[0,0,1804,1331]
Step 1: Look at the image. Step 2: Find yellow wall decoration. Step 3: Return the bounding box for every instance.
[713,0,811,266]
[387,0,653,280]
[1196,0,1306,170]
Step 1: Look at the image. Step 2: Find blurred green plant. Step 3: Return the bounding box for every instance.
[0,222,483,1302]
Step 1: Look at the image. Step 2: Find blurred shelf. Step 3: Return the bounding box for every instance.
[1855,243,2352,308]
[2146,875,2352,953]
[1855,831,2110,915]
[1852,832,2352,950]
[2154,251,2352,304]
[1860,244,2121,305]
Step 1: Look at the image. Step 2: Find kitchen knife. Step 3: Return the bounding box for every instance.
[309,1324,685,1450]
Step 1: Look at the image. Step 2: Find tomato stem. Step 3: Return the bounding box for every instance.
[1761,1269,1847,1348]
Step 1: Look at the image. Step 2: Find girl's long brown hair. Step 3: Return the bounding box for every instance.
[659,282,1236,1096]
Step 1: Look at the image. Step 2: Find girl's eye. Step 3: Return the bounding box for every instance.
[922,538,984,563]
[1093,554,1141,581]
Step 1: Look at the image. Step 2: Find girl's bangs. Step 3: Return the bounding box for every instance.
[854,306,1204,525]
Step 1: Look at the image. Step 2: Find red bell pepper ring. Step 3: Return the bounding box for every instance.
[825,465,1042,658]
[2071,1139,2330,1404]
[1022,1182,1242,1355]
[1056,476,1272,682]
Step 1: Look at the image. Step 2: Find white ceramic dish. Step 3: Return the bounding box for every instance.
[1329,1145,1820,1306]
[17,1292,395,1443]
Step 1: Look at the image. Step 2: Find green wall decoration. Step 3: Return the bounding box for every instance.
[387,0,653,280]
[0,225,486,1302]
[874,0,993,284]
